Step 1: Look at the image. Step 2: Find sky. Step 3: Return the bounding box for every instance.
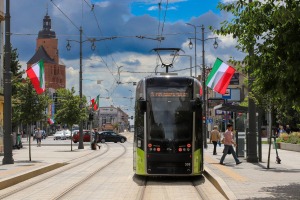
[9,0,244,119]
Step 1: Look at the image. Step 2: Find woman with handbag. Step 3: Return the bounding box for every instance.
[220,124,242,165]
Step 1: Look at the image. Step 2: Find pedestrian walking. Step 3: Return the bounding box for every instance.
[277,125,286,137]
[210,125,220,155]
[36,128,42,147]
[93,128,101,150]
[220,124,242,165]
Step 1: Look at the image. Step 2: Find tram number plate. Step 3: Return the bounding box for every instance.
[185,163,191,167]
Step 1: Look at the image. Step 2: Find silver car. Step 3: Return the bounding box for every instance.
[53,130,67,140]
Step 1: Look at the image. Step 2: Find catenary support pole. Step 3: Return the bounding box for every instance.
[246,0,258,163]
[3,0,14,165]
[78,26,84,149]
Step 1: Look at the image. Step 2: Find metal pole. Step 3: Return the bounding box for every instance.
[247,0,258,163]
[202,25,207,149]
[78,26,84,149]
[3,0,14,164]
[189,56,192,77]
[194,26,197,77]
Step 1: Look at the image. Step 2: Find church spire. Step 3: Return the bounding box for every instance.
[38,10,56,39]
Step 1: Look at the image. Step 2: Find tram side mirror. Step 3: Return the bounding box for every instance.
[190,98,202,111]
[138,99,147,113]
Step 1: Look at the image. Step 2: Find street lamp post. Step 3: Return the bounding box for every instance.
[187,24,218,149]
[200,25,218,149]
[247,0,258,163]
[186,23,197,77]
[66,28,116,149]
[3,0,14,164]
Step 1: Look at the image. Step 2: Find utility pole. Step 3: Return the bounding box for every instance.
[66,28,116,149]
[186,23,197,77]
[201,25,207,149]
[247,0,258,163]
[3,0,14,164]
[186,24,218,149]
[78,26,84,149]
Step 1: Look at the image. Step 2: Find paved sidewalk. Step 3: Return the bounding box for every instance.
[204,142,300,200]
[0,137,95,189]
[1,136,299,200]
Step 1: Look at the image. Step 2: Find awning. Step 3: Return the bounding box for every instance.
[214,103,248,113]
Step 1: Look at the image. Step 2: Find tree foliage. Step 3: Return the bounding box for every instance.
[9,46,49,129]
[13,79,49,127]
[54,87,87,129]
[213,0,300,124]
[4,46,23,96]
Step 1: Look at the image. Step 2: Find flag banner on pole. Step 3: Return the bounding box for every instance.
[206,58,236,95]
[47,118,54,125]
[26,59,45,94]
[94,95,100,111]
[90,98,95,108]
[91,95,100,111]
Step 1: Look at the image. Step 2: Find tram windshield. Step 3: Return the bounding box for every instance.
[147,87,193,141]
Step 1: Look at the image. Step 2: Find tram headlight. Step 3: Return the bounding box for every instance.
[187,148,190,151]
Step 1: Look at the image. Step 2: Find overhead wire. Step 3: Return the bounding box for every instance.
[83,0,123,95]
[51,0,121,106]
[50,0,80,31]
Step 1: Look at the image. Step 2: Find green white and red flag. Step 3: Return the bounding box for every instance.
[91,95,100,111]
[26,60,45,94]
[206,58,236,95]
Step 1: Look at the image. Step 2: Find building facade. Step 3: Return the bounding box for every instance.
[95,105,129,133]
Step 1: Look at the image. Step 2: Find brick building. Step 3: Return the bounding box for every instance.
[27,12,66,89]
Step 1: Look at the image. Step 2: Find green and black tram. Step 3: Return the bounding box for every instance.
[133,75,203,176]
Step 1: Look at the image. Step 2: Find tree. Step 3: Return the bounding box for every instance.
[13,78,50,161]
[4,45,25,130]
[213,0,300,125]
[4,45,23,96]
[54,88,87,150]
[13,79,49,127]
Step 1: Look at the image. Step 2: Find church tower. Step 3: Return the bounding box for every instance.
[27,12,66,90]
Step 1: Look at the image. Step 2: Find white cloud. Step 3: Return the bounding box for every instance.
[10,0,246,117]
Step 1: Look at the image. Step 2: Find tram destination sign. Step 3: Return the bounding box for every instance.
[150,91,189,97]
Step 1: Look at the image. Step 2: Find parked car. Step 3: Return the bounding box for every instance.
[97,131,127,143]
[53,130,67,140]
[72,130,93,143]
[64,129,72,139]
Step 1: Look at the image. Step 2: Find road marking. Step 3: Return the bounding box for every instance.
[205,154,248,182]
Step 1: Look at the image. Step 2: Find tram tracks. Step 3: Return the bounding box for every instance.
[136,175,225,200]
[53,143,127,199]
[0,143,127,200]
[0,146,108,199]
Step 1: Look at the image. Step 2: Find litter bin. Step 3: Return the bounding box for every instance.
[237,132,245,157]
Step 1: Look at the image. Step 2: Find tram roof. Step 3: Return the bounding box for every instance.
[214,103,248,113]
